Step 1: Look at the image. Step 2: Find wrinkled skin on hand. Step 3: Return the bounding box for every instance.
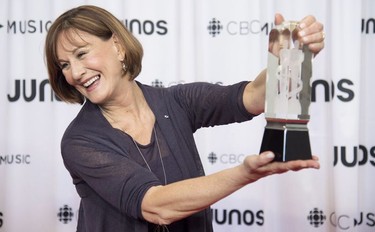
[242,152,320,183]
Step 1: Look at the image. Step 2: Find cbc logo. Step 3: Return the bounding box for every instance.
[307,208,375,230]
[329,212,375,230]
[208,152,245,164]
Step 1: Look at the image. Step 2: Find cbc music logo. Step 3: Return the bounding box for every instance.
[307,208,375,230]
[208,152,245,165]
[1,18,168,35]
[57,205,74,224]
[0,154,31,165]
[1,20,52,34]
[207,17,273,37]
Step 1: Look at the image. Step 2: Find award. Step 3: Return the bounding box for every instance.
[260,21,313,162]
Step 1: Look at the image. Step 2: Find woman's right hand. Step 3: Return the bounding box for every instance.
[241,151,320,184]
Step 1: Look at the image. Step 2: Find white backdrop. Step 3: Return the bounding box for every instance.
[0,0,374,231]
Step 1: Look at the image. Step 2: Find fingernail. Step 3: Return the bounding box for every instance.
[265,152,275,159]
[299,22,306,29]
[298,30,306,37]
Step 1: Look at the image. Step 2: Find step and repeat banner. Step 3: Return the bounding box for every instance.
[0,0,374,231]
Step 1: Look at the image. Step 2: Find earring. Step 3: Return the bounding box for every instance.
[122,62,127,74]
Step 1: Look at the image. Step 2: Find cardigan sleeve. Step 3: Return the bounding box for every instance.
[61,104,162,220]
[168,81,255,132]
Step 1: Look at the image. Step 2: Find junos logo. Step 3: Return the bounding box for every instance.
[212,208,264,226]
[7,79,60,102]
[311,79,355,102]
[333,145,375,167]
[6,78,224,103]
[362,18,375,34]
[122,19,168,35]
[0,211,3,228]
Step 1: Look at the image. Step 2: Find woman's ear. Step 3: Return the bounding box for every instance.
[112,34,125,61]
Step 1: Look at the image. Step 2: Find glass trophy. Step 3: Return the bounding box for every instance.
[260,21,313,162]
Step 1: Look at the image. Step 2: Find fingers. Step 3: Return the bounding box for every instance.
[274,13,285,25]
[297,15,325,54]
[289,157,320,169]
[306,41,325,54]
[243,153,320,179]
[257,151,276,166]
[298,22,324,43]
[284,159,320,171]
[298,15,318,30]
[275,14,325,55]
[244,151,275,171]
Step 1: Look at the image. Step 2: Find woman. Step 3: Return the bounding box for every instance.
[45,5,324,232]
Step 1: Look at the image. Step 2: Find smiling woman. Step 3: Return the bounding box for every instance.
[45,5,143,104]
[44,4,323,232]
[54,29,129,104]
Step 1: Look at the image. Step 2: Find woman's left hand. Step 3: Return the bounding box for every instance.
[275,14,325,55]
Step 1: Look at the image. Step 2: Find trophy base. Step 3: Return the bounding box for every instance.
[260,122,312,162]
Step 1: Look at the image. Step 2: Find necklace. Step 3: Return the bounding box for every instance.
[132,128,169,232]
[153,225,169,232]
[132,127,167,185]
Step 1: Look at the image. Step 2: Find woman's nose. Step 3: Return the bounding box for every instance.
[71,61,86,80]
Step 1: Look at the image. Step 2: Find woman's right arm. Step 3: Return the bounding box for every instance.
[141,151,319,225]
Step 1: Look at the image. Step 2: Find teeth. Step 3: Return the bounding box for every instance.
[83,76,99,88]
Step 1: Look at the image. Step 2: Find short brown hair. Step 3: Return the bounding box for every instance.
[45,5,143,104]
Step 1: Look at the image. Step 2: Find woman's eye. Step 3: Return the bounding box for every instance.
[77,51,86,58]
[60,63,68,70]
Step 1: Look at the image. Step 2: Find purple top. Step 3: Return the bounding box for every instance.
[61,81,254,232]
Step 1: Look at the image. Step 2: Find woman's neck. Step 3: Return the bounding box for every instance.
[99,81,155,144]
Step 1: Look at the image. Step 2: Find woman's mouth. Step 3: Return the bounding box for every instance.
[83,75,100,88]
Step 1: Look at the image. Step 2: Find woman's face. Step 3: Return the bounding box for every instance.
[56,29,126,104]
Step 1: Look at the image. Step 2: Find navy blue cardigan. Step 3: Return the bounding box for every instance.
[61,81,254,232]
